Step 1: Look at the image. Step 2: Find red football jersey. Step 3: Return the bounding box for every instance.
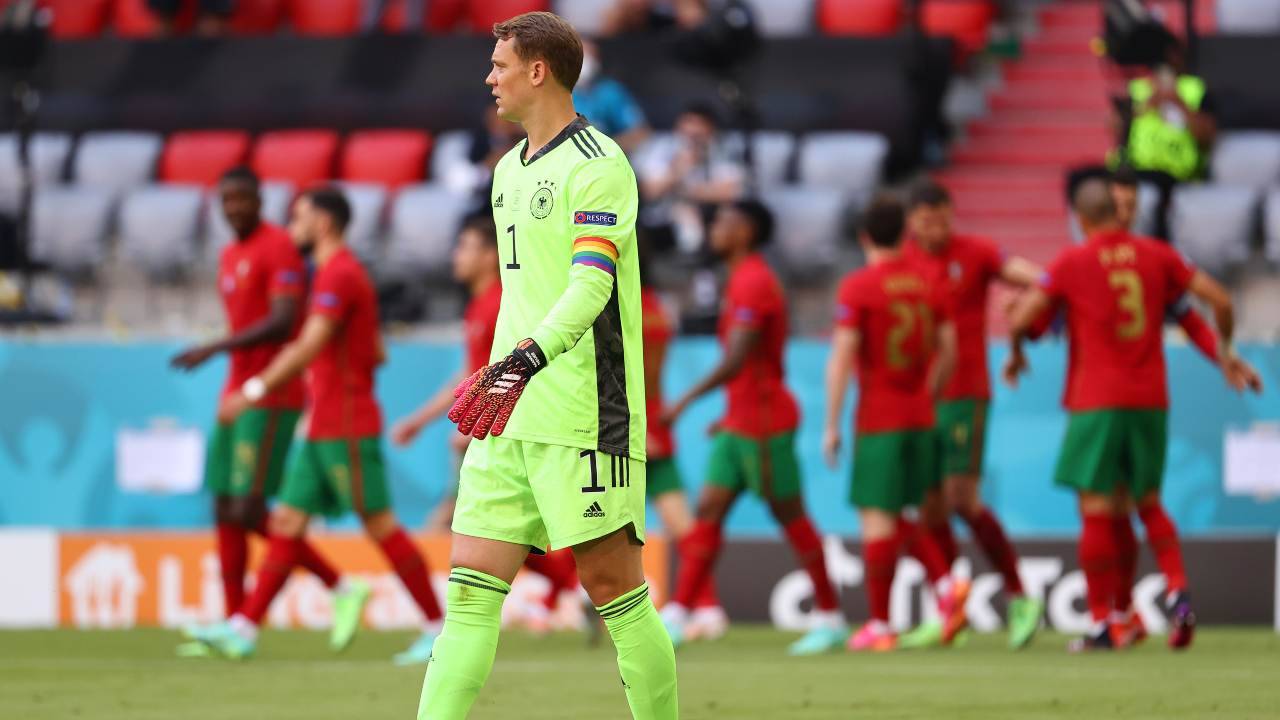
[836,255,948,433]
[718,254,800,437]
[1041,230,1195,411]
[217,222,306,409]
[903,234,1003,401]
[303,247,383,439]
[464,281,502,373]
[642,287,676,459]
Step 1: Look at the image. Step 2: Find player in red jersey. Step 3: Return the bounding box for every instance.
[1005,178,1243,651]
[170,167,353,648]
[391,215,579,634]
[825,195,969,651]
[661,199,844,655]
[900,180,1046,648]
[191,187,444,664]
[640,262,727,641]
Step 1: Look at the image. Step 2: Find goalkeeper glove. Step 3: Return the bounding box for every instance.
[448,338,547,439]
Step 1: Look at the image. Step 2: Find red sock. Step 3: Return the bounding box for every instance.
[782,516,839,612]
[251,519,338,589]
[240,535,302,624]
[693,576,721,609]
[863,536,899,623]
[928,520,959,566]
[964,507,1024,596]
[378,528,443,622]
[1138,504,1187,593]
[523,549,577,610]
[1113,514,1138,612]
[216,523,248,617]
[897,517,951,585]
[1079,513,1118,623]
[672,519,722,608]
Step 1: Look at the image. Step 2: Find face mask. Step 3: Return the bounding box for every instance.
[579,54,599,86]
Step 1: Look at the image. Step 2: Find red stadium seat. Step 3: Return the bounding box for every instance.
[468,0,550,33]
[251,129,340,189]
[340,130,433,190]
[922,0,994,56]
[43,0,113,38]
[817,0,902,36]
[112,0,192,36]
[380,0,468,32]
[229,0,285,34]
[287,0,360,36]
[160,130,252,187]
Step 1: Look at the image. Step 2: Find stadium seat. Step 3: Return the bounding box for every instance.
[1211,132,1280,189]
[251,130,340,189]
[553,0,613,36]
[727,131,796,187]
[204,181,294,256]
[922,0,993,56]
[30,185,114,275]
[1169,185,1258,277]
[160,130,253,187]
[761,186,845,272]
[73,131,164,199]
[385,183,470,277]
[740,0,814,37]
[430,130,481,192]
[1216,0,1280,33]
[796,131,889,209]
[469,1,550,33]
[113,0,192,36]
[1264,188,1280,265]
[340,130,432,190]
[336,182,389,261]
[0,132,72,215]
[118,185,204,277]
[230,0,286,34]
[287,0,360,36]
[45,0,113,38]
[816,0,901,36]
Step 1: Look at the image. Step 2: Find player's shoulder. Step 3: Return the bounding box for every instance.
[563,125,631,177]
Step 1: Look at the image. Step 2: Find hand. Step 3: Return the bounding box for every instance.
[218,391,251,424]
[447,339,546,440]
[1002,349,1029,388]
[1221,355,1263,394]
[660,398,688,427]
[171,345,215,371]
[822,427,842,468]
[391,416,427,447]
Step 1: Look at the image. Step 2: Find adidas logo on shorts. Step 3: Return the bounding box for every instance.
[583,501,606,518]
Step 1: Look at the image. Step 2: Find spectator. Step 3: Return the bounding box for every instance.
[146,0,232,36]
[437,106,526,203]
[602,0,706,36]
[638,103,745,254]
[572,39,651,155]
[1068,39,1216,241]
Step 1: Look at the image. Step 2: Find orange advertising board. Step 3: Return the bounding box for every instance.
[56,532,667,629]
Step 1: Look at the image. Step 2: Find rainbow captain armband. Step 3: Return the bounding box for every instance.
[572,237,619,275]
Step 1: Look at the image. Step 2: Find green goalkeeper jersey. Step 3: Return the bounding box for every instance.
[488,115,646,461]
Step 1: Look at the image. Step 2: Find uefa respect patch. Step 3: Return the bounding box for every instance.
[574,211,617,226]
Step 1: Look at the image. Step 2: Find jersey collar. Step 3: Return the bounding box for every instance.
[520,114,591,166]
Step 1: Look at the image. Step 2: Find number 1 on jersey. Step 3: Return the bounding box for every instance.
[506,224,521,270]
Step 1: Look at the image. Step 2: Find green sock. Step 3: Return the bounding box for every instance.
[596,583,679,720]
[417,568,509,720]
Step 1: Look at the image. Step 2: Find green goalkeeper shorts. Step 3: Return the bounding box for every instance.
[453,436,647,552]
[278,436,391,518]
[1054,409,1168,498]
[204,407,301,499]
[851,428,941,513]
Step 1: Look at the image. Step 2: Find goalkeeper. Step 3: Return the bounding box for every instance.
[417,11,678,720]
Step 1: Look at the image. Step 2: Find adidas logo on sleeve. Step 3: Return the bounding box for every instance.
[583,502,606,518]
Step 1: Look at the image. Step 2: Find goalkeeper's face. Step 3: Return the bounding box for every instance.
[486,38,534,123]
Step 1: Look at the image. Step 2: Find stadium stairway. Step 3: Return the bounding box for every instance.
[933,0,1216,334]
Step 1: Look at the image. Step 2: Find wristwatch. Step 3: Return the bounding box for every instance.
[242,376,267,403]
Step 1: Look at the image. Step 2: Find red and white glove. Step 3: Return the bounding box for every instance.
[448,338,546,439]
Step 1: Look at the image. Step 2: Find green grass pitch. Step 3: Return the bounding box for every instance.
[3,627,1279,719]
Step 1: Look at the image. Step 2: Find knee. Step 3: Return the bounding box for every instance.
[767,497,803,525]
[216,496,264,530]
[268,505,307,538]
[577,565,634,606]
[695,496,729,524]
[361,511,398,542]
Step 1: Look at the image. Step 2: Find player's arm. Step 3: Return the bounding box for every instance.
[1003,286,1053,388]
[928,319,959,400]
[217,314,336,422]
[998,255,1043,288]
[823,326,857,468]
[171,295,300,371]
[1182,270,1262,393]
[663,325,761,425]
[392,369,467,446]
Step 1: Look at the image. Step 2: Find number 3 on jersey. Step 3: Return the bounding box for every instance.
[1108,269,1146,339]
[505,224,521,270]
